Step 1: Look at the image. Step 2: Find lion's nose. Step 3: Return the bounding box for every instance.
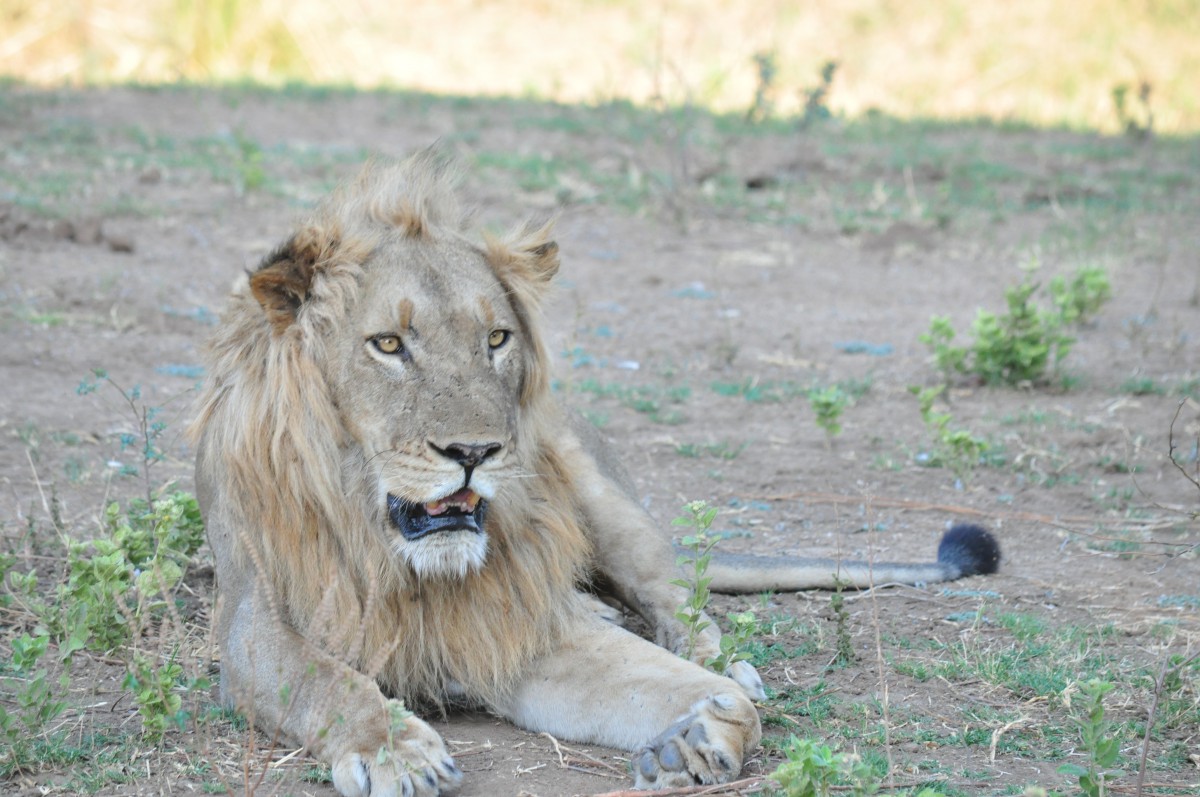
[431,441,503,468]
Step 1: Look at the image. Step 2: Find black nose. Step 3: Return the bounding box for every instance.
[431,441,503,469]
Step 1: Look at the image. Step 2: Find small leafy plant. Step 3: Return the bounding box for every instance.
[828,589,855,667]
[909,385,990,483]
[808,384,849,440]
[1058,680,1124,797]
[77,368,171,503]
[921,264,1110,386]
[707,610,760,676]
[671,501,759,678]
[2,370,208,756]
[671,501,720,663]
[799,61,839,129]
[0,633,69,760]
[747,51,778,123]
[769,735,938,797]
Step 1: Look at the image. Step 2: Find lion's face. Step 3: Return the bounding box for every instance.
[245,186,559,581]
[329,234,529,578]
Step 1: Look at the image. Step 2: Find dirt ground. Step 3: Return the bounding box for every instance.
[1,85,1198,796]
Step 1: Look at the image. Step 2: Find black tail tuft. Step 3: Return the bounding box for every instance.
[937,524,1001,577]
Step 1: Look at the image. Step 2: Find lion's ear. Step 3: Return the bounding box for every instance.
[485,220,560,299]
[249,232,327,330]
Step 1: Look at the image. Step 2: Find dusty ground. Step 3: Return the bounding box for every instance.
[1,85,1198,796]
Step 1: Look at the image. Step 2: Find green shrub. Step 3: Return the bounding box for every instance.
[921,265,1111,386]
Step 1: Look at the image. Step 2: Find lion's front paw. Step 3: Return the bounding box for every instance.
[330,716,462,797]
[632,693,758,790]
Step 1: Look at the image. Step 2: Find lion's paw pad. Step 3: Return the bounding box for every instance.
[632,694,748,790]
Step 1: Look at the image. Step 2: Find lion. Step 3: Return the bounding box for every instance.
[191,150,1000,796]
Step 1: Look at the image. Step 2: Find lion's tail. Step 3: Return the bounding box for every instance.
[698,524,1001,594]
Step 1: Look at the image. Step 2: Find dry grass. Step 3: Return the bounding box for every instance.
[1,0,1198,132]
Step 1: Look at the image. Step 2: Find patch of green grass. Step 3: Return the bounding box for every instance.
[6,83,1200,235]
[765,682,839,728]
[711,378,807,403]
[674,440,749,460]
[996,612,1048,642]
[1177,377,1200,401]
[892,659,932,681]
[1,731,131,783]
[571,378,690,424]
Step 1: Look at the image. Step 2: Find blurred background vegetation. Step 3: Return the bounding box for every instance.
[1,0,1197,132]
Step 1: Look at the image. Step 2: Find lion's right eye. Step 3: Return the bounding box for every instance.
[372,335,404,355]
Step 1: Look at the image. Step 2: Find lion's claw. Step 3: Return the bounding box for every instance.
[727,660,766,701]
[331,727,462,797]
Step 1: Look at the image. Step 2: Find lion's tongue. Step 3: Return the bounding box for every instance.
[424,488,480,517]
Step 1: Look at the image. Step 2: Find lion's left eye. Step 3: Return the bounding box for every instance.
[488,329,511,349]
[373,335,404,355]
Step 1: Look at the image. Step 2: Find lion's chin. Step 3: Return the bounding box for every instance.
[386,490,490,578]
[392,531,490,580]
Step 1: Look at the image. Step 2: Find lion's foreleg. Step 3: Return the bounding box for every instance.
[217,583,462,797]
[492,615,761,790]
[563,436,765,700]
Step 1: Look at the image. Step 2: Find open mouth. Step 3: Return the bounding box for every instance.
[387,488,487,541]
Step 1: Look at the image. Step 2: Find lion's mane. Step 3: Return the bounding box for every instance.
[191,156,591,706]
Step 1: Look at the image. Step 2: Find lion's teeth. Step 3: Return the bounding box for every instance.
[424,490,479,517]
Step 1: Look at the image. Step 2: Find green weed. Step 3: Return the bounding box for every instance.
[1112,81,1154,140]
[921,264,1111,386]
[808,384,850,440]
[747,51,779,123]
[1058,680,1123,797]
[799,61,839,129]
[3,372,209,753]
[231,130,266,192]
[670,500,757,677]
[1049,266,1112,326]
[670,501,720,664]
[768,734,943,797]
[909,385,990,483]
[829,590,855,667]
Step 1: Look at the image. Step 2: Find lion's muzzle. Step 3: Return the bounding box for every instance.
[387,488,488,540]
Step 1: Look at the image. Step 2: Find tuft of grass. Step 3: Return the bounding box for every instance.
[674,440,749,460]
[572,378,690,425]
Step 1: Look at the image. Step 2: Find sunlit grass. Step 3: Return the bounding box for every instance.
[1,0,1198,132]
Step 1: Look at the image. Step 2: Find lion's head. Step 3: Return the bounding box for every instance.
[193,152,590,699]
[249,164,559,579]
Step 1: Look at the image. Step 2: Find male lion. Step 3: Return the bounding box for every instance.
[192,151,999,796]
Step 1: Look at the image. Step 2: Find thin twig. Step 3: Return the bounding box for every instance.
[1135,646,1200,797]
[589,775,767,797]
[1167,399,1200,494]
[540,732,626,778]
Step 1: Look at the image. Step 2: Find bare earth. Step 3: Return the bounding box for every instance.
[1,86,1198,796]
